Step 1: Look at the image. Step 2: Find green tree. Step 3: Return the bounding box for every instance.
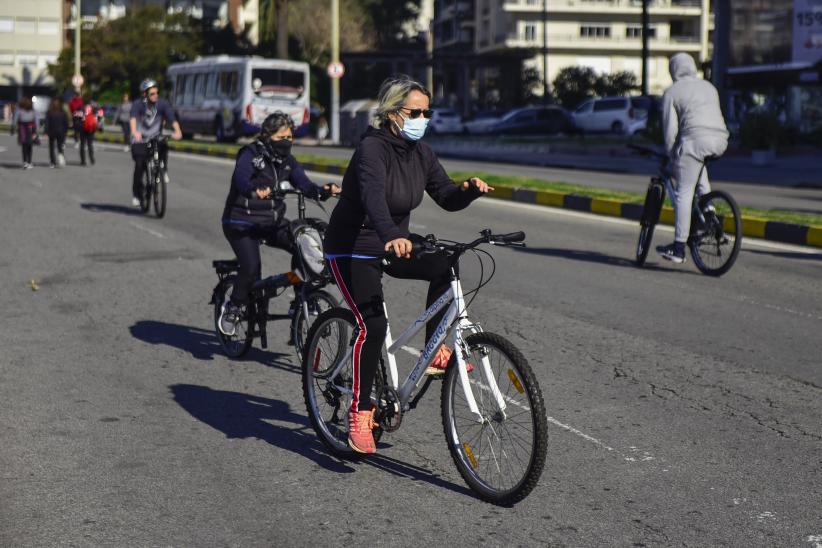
[594,71,638,97]
[552,66,597,109]
[359,0,421,47]
[48,6,201,98]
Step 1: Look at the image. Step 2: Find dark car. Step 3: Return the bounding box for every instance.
[492,106,572,135]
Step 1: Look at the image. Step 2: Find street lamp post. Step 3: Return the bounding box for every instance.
[542,0,549,102]
[330,0,340,144]
[74,0,82,91]
[641,0,649,96]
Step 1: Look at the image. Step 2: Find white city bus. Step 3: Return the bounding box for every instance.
[166,55,311,142]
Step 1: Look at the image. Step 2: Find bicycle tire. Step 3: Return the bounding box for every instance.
[636,182,664,266]
[291,289,339,362]
[302,308,383,456]
[689,190,742,277]
[441,332,548,506]
[139,164,151,213]
[153,168,167,218]
[213,275,253,358]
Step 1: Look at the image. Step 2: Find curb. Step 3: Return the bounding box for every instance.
[26,130,822,250]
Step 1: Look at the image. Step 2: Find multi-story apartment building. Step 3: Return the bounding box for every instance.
[0,0,65,100]
[433,0,711,110]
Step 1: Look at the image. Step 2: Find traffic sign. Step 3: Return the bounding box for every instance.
[71,74,84,88]
[327,62,345,79]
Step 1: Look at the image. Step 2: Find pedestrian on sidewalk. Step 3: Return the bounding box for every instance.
[44,97,69,168]
[68,92,84,148]
[656,52,729,264]
[79,99,100,166]
[114,93,132,151]
[11,96,39,169]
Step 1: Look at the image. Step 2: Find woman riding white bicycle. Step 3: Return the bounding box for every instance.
[657,53,729,263]
[322,75,493,454]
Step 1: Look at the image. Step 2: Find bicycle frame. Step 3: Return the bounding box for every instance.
[655,162,710,235]
[323,268,508,424]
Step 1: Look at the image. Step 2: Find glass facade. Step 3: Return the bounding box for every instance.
[729,0,794,67]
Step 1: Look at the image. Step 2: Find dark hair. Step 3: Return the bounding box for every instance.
[19,96,32,110]
[259,111,295,140]
[48,97,63,113]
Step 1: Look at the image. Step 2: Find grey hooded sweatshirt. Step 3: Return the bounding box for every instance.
[662,53,728,158]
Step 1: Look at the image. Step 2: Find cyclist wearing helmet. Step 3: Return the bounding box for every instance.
[129,78,182,207]
[217,111,340,337]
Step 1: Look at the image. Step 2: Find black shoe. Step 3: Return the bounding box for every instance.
[656,242,686,264]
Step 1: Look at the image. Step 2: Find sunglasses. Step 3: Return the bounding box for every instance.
[399,107,433,119]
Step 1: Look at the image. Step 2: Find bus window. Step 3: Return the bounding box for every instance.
[206,73,217,98]
[194,73,205,103]
[176,74,186,105]
[185,73,195,105]
[251,68,305,98]
[228,71,239,99]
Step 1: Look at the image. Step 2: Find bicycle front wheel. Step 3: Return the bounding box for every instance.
[139,165,151,213]
[153,169,167,218]
[636,182,664,266]
[689,190,742,277]
[302,308,383,456]
[442,332,547,506]
[213,275,253,358]
[291,289,339,362]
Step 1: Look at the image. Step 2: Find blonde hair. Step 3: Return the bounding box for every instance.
[373,75,431,128]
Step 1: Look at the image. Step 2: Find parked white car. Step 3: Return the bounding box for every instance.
[462,110,506,134]
[572,96,646,135]
[427,109,463,134]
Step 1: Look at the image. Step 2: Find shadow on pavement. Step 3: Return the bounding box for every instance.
[129,320,296,373]
[170,384,475,498]
[170,384,355,473]
[745,248,822,262]
[81,202,144,216]
[512,245,693,274]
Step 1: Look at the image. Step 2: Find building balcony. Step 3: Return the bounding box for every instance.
[501,0,703,16]
[491,32,702,52]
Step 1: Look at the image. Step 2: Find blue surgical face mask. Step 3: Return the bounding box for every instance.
[397,114,428,141]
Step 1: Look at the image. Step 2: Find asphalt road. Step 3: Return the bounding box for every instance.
[1,134,821,546]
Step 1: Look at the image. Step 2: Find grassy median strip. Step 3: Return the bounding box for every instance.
[449,171,822,228]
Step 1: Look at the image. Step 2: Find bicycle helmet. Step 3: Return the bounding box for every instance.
[139,78,158,94]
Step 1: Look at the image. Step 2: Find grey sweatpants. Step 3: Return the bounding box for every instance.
[670,136,728,242]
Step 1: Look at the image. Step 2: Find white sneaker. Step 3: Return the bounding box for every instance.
[123,145,130,152]
[131,197,140,207]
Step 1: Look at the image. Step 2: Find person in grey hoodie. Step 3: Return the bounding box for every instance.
[656,52,729,263]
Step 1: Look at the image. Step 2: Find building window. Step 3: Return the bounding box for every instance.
[524,22,537,42]
[39,54,58,68]
[16,19,37,34]
[0,52,13,65]
[580,25,611,39]
[18,53,38,66]
[0,18,13,33]
[626,25,656,39]
[38,19,60,35]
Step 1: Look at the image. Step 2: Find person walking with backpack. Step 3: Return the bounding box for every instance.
[44,97,69,168]
[11,96,39,169]
[79,99,99,166]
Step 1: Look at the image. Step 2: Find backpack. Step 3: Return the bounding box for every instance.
[82,105,98,133]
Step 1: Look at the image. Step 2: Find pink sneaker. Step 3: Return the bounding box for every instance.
[348,409,377,454]
[426,345,474,375]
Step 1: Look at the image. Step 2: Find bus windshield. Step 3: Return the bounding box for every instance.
[251,69,305,98]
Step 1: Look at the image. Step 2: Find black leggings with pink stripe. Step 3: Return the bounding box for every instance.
[328,253,454,412]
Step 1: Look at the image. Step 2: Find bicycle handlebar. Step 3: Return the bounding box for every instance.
[381,229,526,266]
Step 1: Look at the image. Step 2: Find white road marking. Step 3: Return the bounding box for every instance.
[0,146,7,152]
[129,221,166,239]
[807,535,822,548]
[756,511,776,522]
[483,197,822,255]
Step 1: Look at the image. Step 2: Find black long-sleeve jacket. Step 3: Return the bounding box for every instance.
[324,126,482,256]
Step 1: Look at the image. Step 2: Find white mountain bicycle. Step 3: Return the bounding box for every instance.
[301,230,548,505]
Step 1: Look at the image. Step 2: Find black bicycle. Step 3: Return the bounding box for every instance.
[138,135,169,218]
[210,185,339,361]
[630,144,742,276]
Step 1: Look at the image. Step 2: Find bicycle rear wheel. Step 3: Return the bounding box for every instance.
[636,182,664,266]
[153,168,167,218]
[689,190,742,277]
[139,165,151,213]
[302,308,383,456]
[213,275,253,358]
[442,332,547,505]
[291,289,339,362]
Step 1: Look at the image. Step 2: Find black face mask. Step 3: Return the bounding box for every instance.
[266,139,292,158]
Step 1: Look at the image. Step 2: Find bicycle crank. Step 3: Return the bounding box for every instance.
[376,386,403,432]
